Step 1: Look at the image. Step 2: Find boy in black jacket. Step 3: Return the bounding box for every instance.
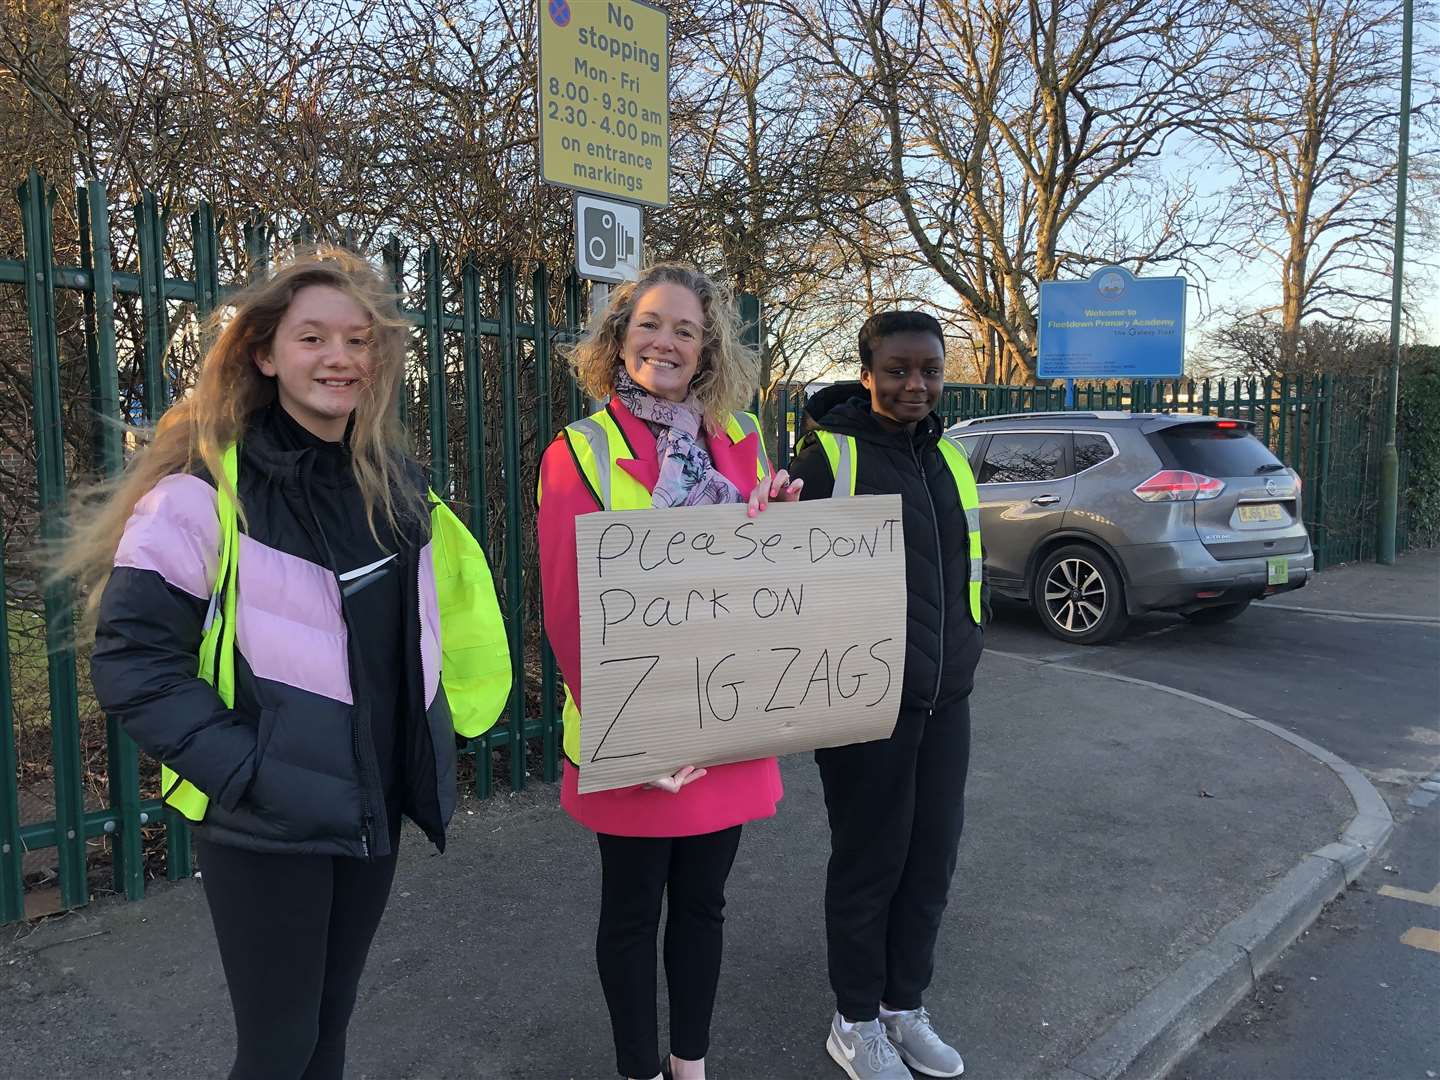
[788,311,984,1080]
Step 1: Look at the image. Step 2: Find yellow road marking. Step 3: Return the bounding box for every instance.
[1378,881,1440,908]
[1399,927,1440,954]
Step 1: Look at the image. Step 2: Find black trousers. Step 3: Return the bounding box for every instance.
[196,836,398,1080]
[595,826,743,1078]
[815,697,971,1022]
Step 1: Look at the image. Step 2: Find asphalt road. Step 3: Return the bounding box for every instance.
[984,599,1440,786]
[983,596,1440,1080]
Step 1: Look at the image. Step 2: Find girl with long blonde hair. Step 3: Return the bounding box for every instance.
[80,248,509,1079]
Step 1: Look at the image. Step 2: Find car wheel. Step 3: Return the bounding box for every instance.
[1182,600,1251,624]
[1032,545,1129,645]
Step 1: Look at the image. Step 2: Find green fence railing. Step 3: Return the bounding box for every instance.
[768,374,1414,573]
[0,172,761,925]
[0,169,1420,925]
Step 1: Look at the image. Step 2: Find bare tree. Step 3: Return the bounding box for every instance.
[1200,310,1391,380]
[777,0,1231,382]
[1200,0,1440,363]
[656,2,900,397]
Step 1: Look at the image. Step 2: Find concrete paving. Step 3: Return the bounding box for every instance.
[0,651,1356,1080]
[1264,548,1440,622]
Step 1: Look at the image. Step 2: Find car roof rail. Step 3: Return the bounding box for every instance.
[948,410,1133,427]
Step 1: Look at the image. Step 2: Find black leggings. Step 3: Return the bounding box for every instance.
[596,826,743,1079]
[195,836,398,1080]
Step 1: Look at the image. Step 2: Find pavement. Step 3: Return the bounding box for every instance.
[4,555,1430,1080]
[1264,548,1440,622]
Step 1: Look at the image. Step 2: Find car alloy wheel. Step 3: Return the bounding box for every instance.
[1043,557,1107,634]
[1032,543,1129,644]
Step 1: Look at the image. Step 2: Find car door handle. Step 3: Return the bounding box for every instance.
[1030,494,1061,505]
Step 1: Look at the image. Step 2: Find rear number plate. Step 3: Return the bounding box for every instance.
[1239,503,1285,523]
[1267,556,1289,585]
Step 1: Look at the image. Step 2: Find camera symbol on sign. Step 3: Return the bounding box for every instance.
[584,208,637,269]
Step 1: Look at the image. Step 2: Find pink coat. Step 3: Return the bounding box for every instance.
[537,399,784,837]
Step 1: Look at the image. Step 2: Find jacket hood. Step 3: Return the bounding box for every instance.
[803,381,944,446]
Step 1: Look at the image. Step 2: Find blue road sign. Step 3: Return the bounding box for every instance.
[1037,266,1186,380]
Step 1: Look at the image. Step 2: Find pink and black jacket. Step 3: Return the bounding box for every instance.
[92,405,464,858]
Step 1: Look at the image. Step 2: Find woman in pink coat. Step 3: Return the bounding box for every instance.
[538,263,800,1080]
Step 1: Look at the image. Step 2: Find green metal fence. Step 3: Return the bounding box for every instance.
[769,374,1416,572]
[0,172,764,925]
[0,170,1420,925]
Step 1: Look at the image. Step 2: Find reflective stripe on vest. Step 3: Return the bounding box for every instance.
[809,429,983,626]
[730,410,773,484]
[162,443,241,822]
[562,407,771,513]
[553,405,771,764]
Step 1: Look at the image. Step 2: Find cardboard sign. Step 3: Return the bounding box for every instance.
[574,496,907,793]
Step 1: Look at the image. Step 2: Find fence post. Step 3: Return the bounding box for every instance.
[739,292,761,417]
[498,263,526,791]
[135,191,169,419]
[534,265,559,783]
[1284,374,1296,463]
[19,173,87,910]
[80,182,145,902]
[244,217,270,283]
[460,254,488,549]
[1314,375,1333,569]
[191,202,219,324]
[382,239,409,427]
[564,272,584,421]
[133,190,192,880]
[423,242,448,496]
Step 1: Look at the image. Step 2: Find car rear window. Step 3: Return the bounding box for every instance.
[1073,433,1115,472]
[1153,425,1282,476]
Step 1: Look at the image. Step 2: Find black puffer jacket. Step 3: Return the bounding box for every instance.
[788,383,984,711]
[91,403,452,858]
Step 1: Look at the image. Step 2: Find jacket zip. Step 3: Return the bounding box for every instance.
[909,437,946,710]
[298,451,381,859]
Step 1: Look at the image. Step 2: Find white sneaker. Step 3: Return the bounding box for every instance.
[881,1006,965,1077]
[826,1012,911,1079]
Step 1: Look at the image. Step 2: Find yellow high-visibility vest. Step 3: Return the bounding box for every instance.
[162,443,510,822]
[543,406,769,765]
[807,429,984,626]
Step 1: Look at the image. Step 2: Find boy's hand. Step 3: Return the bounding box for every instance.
[747,469,804,517]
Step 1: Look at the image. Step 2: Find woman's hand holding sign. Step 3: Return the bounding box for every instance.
[646,764,709,794]
[747,468,803,518]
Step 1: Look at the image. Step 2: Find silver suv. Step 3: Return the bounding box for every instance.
[945,412,1314,645]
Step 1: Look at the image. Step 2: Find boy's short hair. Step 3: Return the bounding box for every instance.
[858,310,945,368]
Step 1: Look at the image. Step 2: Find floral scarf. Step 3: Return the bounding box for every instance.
[614,371,744,508]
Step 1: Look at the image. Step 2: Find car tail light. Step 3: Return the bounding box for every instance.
[1133,470,1226,502]
[1216,420,1240,429]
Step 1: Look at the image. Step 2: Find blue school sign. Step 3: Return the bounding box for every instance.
[1037,266,1186,380]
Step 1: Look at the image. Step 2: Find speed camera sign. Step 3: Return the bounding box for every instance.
[575,194,643,284]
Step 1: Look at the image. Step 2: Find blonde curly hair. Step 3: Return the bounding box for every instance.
[566,263,759,430]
